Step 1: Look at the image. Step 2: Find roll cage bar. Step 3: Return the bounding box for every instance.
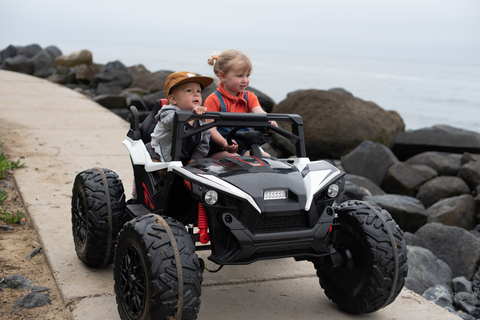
[127,107,307,161]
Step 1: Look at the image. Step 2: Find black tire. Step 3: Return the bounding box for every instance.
[114,214,203,320]
[314,200,408,313]
[71,167,128,267]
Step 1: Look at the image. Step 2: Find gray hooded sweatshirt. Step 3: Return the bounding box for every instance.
[150,104,210,163]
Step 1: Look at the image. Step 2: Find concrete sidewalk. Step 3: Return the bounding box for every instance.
[0,70,459,320]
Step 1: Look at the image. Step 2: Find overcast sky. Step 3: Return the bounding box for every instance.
[1,0,479,66]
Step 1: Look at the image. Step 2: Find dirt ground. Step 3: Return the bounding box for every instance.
[0,170,71,319]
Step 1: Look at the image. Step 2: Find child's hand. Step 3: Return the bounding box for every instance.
[193,106,207,115]
[224,140,238,153]
[270,120,278,128]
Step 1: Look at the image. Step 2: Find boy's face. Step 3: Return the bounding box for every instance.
[168,82,202,110]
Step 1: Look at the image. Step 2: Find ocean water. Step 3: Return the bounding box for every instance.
[48,43,480,134]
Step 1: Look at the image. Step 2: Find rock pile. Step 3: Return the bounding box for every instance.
[2,43,403,160]
[339,139,480,319]
[0,274,51,311]
[0,44,62,78]
[0,44,277,124]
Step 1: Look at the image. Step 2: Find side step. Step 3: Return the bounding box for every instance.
[126,203,154,218]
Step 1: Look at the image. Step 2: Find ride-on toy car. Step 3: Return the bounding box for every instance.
[71,100,407,319]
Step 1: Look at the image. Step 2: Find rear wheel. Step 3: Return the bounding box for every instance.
[71,168,128,267]
[114,214,203,320]
[314,200,408,313]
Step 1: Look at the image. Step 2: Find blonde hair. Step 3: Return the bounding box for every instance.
[207,49,253,76]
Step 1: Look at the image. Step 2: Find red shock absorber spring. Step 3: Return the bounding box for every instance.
[197,203,210,244]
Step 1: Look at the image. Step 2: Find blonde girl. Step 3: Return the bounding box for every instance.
[204,49,276,159]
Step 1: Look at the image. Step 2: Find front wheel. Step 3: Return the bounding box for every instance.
[71,167,128,267]
[314,200,408,313]
[114,214,203,320]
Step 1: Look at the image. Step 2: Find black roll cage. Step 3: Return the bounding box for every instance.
[127,107,307,161]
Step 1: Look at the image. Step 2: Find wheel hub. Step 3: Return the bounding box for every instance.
[73,190,87,247]
[120,244,145,319]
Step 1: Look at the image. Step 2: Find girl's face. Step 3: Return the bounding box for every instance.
[219,62,251,97]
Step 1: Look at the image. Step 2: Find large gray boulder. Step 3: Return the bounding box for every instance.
[471,225,480,239]
[345,174,386,196]
[461,152,480,165]
[44,46,62,59]
[127,64,151,79]
[341,140,399,186]
[337,181,370,203]
[426,194,476,230]
[119,92,148,111]
[142,90,166,109]
[3,55,34,74]
[406,151,463,176]
[422,284,454,309]
[92,94,127,109]
[15,44,42,58]
[403,231,419,246]
[0,45,17,63]
[405,246,452,295]
[363,194,427,233]
[414,223,480,279]
[381,162,437,196]
[456,300,480,319]
[128,70,173,93]
[453,276,473,294]
[272,89,405,159]
[271,133,297,158]
[416,176,470,208]
[30,46,63,78]
[458,161,480,191]
[90,60,133,95]
[391,125,480,161]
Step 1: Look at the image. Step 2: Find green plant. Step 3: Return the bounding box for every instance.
[0,141,24,179]
[0,141,26,224]
[0,190,7,205]
[0,209,24,224]
[0,156,9,179]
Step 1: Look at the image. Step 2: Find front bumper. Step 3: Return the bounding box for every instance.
[208,209,335,265]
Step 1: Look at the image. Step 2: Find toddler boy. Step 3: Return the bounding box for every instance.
[149,71,214,165]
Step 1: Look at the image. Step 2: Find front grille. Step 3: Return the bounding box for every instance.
[250,248,315,260]
[254,214,308,233]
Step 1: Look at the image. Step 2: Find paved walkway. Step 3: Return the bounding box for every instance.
[0,70,460,319]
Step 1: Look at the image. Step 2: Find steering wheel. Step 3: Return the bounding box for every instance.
[226,127,246,146]
[226,126,268,158]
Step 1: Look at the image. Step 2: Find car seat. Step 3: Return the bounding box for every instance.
[139,98,168,144]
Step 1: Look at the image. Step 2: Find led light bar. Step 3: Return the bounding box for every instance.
[264,189,288,200]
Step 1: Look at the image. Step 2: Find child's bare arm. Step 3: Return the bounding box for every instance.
[210,126,238,153]
[250,106,278,128]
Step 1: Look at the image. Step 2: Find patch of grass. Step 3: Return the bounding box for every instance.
[0,141,25,224]
[0,190,7,205]
[0,152,25,180]
[0,209,24,224]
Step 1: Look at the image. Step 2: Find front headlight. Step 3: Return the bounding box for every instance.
[204,190,218,205]
[264,189,288,200]
[327,184,339,198]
